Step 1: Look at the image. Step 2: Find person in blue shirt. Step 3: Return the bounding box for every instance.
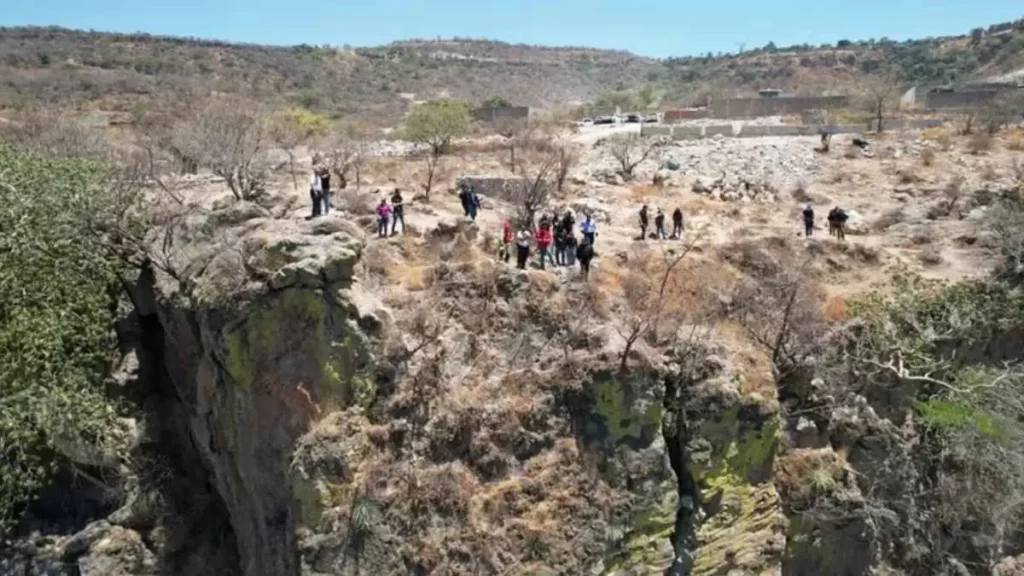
[580,214,598,247]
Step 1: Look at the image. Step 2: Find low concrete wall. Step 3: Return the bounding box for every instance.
[641,125,673,137]
[710,96,849,119]
[664,109,711,122]
[819,125,862,135]
[703,125,734,137]
[925,90,999,110]
[473,106,530,123]
[762,125,808,136]
[672,127,703,140]
[738,125,770,137]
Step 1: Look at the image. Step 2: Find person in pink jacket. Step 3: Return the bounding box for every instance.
[376,199,392,238]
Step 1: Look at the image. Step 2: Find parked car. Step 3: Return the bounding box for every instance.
[643,115,660,123]
[593,116,616,125]
[624,114,642,123]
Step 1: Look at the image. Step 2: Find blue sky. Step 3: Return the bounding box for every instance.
[2,0,1021,58]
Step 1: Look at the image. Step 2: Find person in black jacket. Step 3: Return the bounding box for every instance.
[654,208,666,240]
[319,166,332,215]
[577,236,595,279]
[638,204,649,240]
[802,204,815,237]
[671,207,684,239]
[390,188,405,235]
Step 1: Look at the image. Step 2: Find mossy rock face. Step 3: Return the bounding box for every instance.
[687,406,787,576]
[220,287,371,412]
[569,370,678,575]
[603,474,679,575]
[575,370,664,454]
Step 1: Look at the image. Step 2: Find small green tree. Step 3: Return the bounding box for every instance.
[270,107,332,190]
[403,99,473,198]
[860,75,902,133]
[0,143,124,534]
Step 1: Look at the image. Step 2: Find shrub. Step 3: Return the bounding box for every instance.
[871,208,905,232]
[0,144,123,534]
[920,148,936,167]
[967,132,994,154]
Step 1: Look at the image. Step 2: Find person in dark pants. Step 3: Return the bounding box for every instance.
[553,221,568,266]
[580,215,598,248]
[671,208,684,239]
[535,221,554,270]
[309,171,323,218]
[390,188,405,235]
[833,207,848,241]
[577,237,595,279]
[565,232,578,266]
[654,208,666,240]
[467,188,481,221]
[319,167,332,215]
[376,199,392,238]
[561,211,575,237]
[515,230,532,269]
[638,204,649,240]
[458,184,469,216]
[802,204,815,237]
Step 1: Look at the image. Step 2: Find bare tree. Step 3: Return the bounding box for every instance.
[552,140,580,193]
[490,116,529,172]
[607,133,665,180]
[860,76,902,134]
[616,233,702,372]
[173,98,270,201]
[318,122,368,191]
[732,262,826,378]
[511,153,556,228]
[979,90,1024,135]
[1,108,109,160]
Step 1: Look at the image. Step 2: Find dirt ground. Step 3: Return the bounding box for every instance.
[257,126,1020,304]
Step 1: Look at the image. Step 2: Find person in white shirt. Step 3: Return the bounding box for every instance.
[309,170,323,218]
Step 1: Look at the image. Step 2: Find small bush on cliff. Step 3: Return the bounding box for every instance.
[0,144,123,534]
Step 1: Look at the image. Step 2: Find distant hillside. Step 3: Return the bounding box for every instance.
[0,20,1022,123]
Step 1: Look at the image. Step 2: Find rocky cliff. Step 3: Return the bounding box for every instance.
[4,189,1022,576]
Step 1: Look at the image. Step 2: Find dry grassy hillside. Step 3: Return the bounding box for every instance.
[1,20,1023,123]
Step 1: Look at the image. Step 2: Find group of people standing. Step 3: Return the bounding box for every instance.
[801,204,849,240]
[637,205,685,240]
[501,211,599,278]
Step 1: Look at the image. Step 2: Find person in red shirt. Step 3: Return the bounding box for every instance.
[500,220,514,263]
[535,221,554,270]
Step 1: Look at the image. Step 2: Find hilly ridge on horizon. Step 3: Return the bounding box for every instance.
[1,19,1022,123]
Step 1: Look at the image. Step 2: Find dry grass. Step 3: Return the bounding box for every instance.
[968,132,994,155]
[713,320,776,398]
[981,163,999,182]
[897,167,923,184]
[872,208,906,232]
[822,295,849,322]
[1005,129,1024,152]
[921,127,953,151]
[920,148,936,167]
[791,180,813,203]
[629,183,661,202]
[775,448,848,506]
